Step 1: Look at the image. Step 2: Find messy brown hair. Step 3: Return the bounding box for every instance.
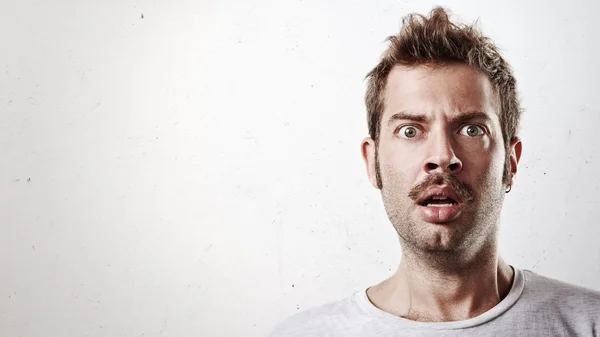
[365,6,521,188]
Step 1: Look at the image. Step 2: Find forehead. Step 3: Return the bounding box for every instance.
[383,64,499,122]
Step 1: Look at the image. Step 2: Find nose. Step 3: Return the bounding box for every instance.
[423,131,463,174]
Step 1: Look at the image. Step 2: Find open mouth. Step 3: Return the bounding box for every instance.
[422,196,458,207]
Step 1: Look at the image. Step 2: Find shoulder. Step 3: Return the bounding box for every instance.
[269,293,365,337]
[522,269,600,309]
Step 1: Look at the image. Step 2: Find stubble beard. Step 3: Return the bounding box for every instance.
[377,154,507,271]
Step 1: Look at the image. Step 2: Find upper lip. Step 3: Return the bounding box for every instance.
[417,186,462,205]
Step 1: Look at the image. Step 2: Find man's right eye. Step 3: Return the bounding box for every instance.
[397,125,421,139]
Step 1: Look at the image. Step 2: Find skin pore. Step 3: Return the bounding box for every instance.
[361,64,522,322]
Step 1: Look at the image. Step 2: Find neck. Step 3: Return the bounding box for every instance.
[367,245,514,322]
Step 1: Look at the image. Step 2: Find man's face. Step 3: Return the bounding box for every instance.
[362,64,521,255]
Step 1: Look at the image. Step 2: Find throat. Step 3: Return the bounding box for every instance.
[381,258,515,322]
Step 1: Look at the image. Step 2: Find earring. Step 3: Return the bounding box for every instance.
[505,184,512,194]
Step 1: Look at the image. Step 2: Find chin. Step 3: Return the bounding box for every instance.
[422,238,463,252]
[404,223,468,252]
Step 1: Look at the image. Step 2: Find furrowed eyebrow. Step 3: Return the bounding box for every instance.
[387,111,492,126]
[387,112,430,126]
[448,111,493,125]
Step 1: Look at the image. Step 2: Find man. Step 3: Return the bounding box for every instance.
[270,6,600,337]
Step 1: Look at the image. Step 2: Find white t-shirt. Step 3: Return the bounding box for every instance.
[270,268,600,336]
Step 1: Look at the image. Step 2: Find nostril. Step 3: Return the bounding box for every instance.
[448,162,461,171]
[426,163,439,171]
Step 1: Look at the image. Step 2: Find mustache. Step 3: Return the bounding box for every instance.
[408,172,474,203]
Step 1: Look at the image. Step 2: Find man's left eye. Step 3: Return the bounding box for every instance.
[459,125,485,137]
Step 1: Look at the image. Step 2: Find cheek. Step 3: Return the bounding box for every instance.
[460,135,492,152]
[460,141,505,181]
[379,147,419,185]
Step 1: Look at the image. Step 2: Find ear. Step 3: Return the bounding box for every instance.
[361,137,380,189]
[508,136,522,184]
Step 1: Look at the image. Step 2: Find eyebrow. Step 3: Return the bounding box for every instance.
[387,111,493,126]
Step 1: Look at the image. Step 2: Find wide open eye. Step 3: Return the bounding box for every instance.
[459,124,485,137]
[397,125,422,139]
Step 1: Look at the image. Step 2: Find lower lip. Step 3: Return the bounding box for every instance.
[417,203,465,224]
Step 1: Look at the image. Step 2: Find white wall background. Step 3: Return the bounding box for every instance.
[1,0,599,336]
